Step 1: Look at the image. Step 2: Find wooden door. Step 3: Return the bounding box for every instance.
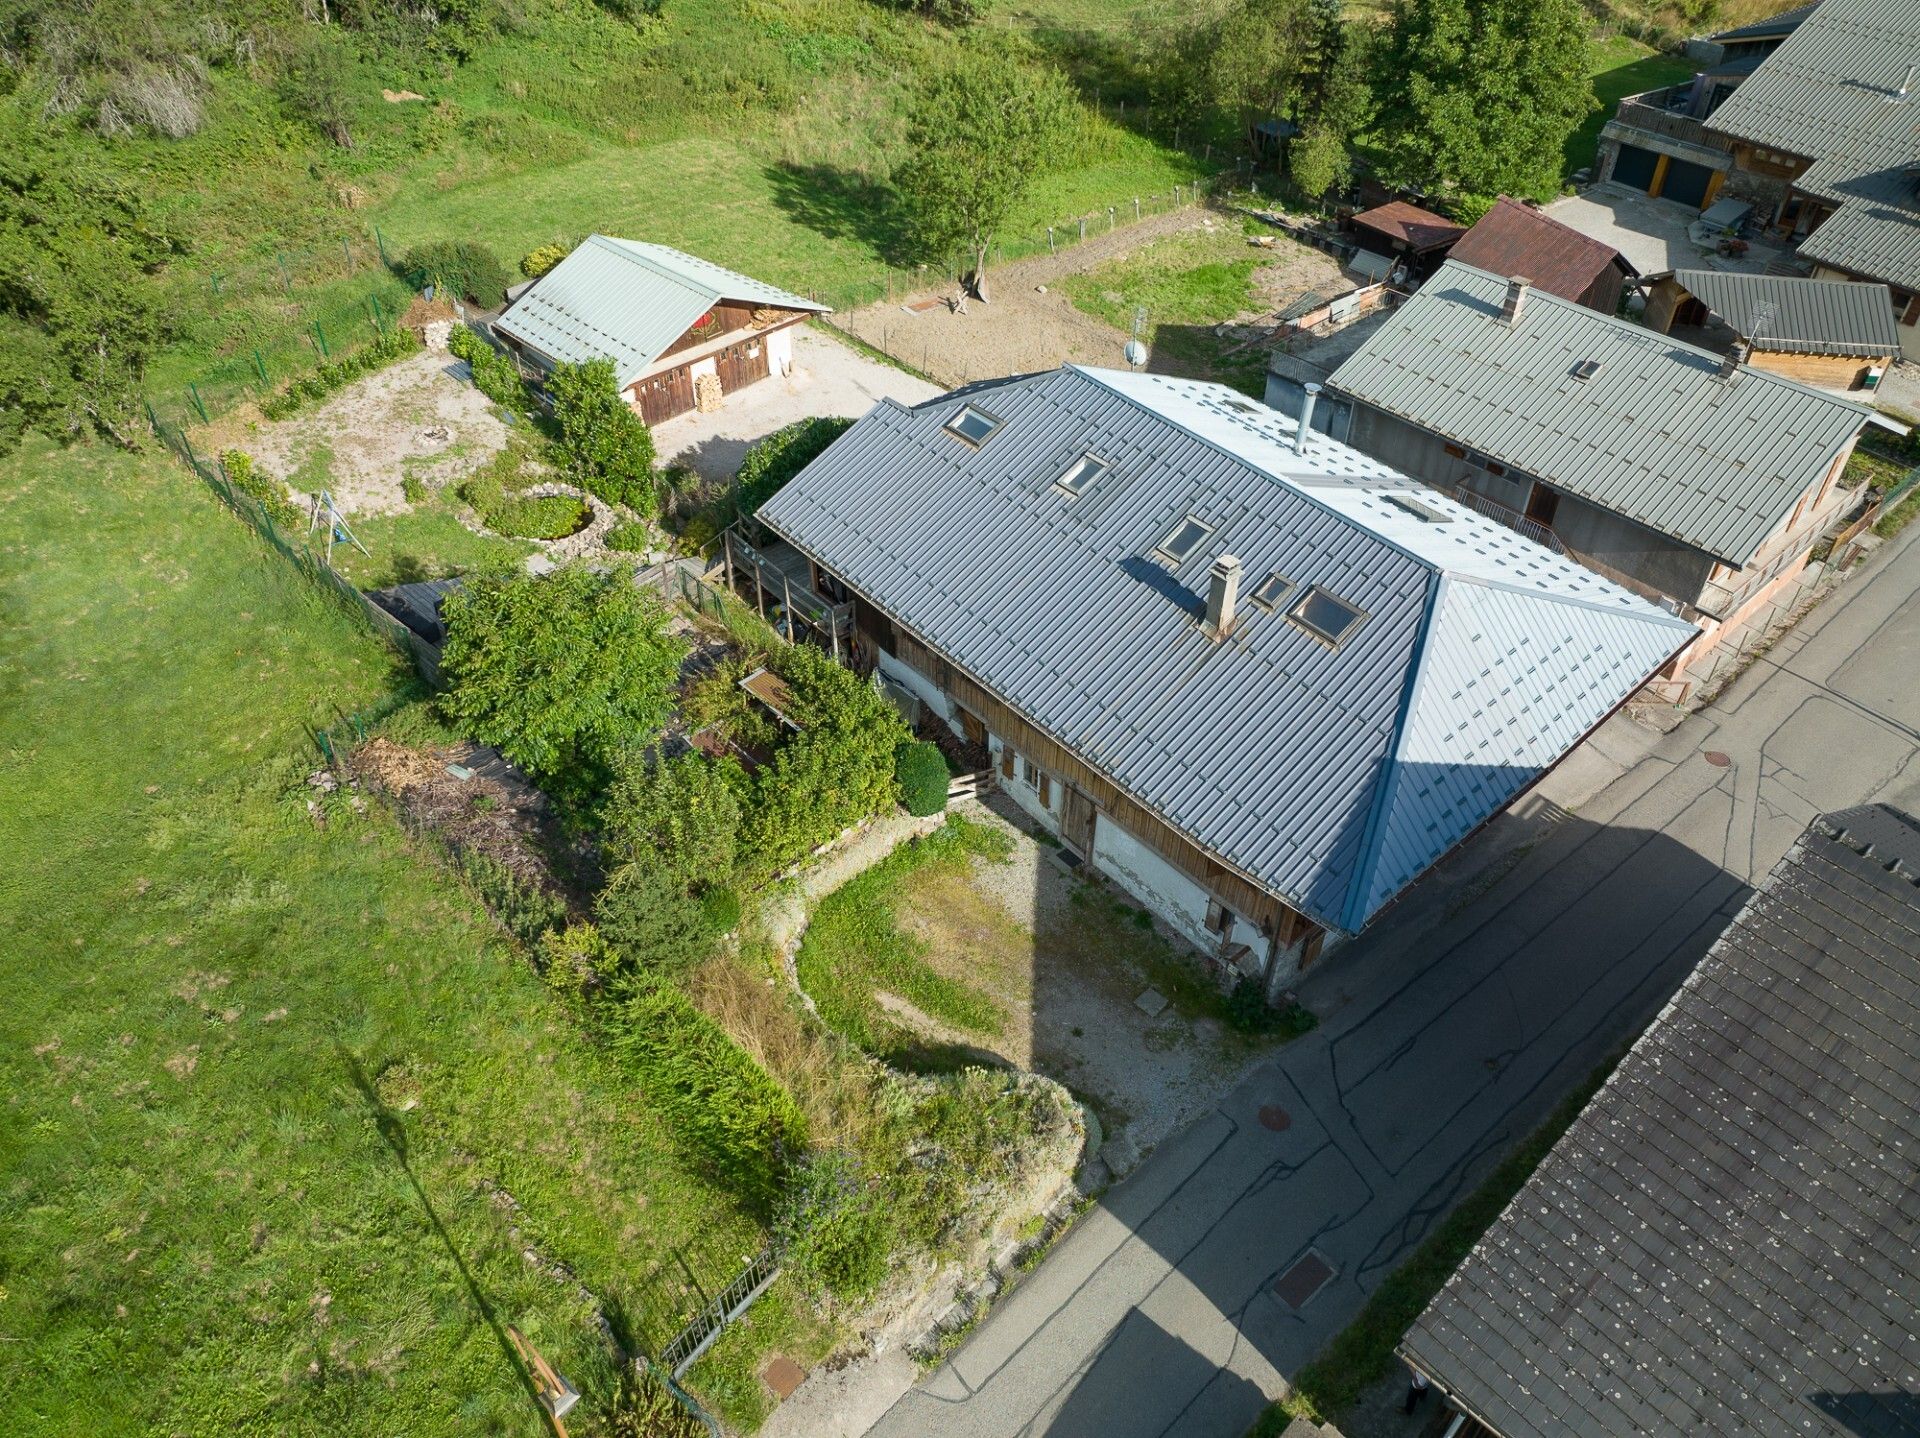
[715,335,771,393]
[1060,785,1096,857]
[631,366,694,425]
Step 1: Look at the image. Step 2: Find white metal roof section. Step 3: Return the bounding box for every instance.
[757,366,1694,933]
[492,235,829,385]
[1327,260,1870,567]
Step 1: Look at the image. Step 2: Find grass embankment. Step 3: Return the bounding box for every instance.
[1247,1059,1617,1435]
[796,819,1014,1053]
[1570,35,1697,178]
[0,441,756,1435]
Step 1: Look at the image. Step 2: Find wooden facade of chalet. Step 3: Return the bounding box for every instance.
[625,300,814,425]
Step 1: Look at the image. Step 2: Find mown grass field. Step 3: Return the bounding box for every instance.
[0,441,759,1434]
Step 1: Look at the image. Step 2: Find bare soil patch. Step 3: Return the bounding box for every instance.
[230,349,512,516]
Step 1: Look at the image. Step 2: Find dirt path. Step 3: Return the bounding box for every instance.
[835,208,1208,387]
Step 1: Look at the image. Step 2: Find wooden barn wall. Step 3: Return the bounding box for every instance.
[888,628,1305,941]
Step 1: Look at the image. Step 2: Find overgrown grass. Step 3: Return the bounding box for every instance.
[1247,1057,1619,1435]
[0,439,760,1435]
[796,818,1014,1051]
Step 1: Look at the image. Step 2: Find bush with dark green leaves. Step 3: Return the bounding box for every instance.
[603,519,652,552]
[733,415,856,521]
[594,860,719,981]
[258,325,421,420]
[894,740,950,818]
[601,747,744,884]
[774,1148,892,1301]
[549,356,657,512]
[609,978,808,1216]
[438,563,685,783]
[397,240,512,306]
[447,323,530,412]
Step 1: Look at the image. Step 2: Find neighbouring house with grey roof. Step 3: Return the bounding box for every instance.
[1401,802,1920,1438]
[751,365,1693,985]
[1325,261,1870,694]
[492,236,828,424]
[1644,268,1899,388]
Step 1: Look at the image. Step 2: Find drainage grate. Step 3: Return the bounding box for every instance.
[1258,1105,1293,1132]
[1274,1250,1336,1311]
[762,1356,806,1400]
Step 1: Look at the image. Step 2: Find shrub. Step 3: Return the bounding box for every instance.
[438,563,685,782]
[699,886,743,938]
[774,1148,892,1301]
[603,519,652,553]
[257,326,421,421]
[601,747,743,883]
[538,922,620,1005]
[602,1365,707,1438]
[893,740,950,818]
[455,849,569,945]
[219,449,301,529]
[489,492,589,539]
[733,416,855,521]
[401,474,427,505]
[548,357,656,512]
[519,242,571,279]
[610,978,808,1215]
[397,240,512,306]
[595,861,718,981]
[447,324,530,412]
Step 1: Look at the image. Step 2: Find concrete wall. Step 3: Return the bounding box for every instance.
[1343,404,1718,603]
[768,325,795,376]
[1089,815,1267,972]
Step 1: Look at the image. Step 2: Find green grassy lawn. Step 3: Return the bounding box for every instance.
[1571,36,1698,178]
[0,440,758,1434]
[1062,223,1271,394]
[328,492,536,590]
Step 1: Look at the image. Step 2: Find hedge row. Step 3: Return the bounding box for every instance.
[258,326,422,421]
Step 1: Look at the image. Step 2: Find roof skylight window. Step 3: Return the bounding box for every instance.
[1288,587,1367,647]
[1384,493,1453,523]
[1249,572,1295,611]
[1571,358,1604,382]
[945,404,1002,446]
[1055,452,1110,496]
[1155,514,1215,564]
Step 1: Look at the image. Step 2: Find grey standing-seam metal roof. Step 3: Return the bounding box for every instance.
[1672,268,1900,354]
[492,236,828,385]
[1402,803,1920,1438]
[757,366,1692,934]
[1327,260,1870,566]
[1705,0,1920,288]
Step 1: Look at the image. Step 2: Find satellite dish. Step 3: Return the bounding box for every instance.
[1124,338,1148,368]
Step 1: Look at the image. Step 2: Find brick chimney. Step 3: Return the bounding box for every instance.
[1501,275,1531,325]
[1205,554,1243,638]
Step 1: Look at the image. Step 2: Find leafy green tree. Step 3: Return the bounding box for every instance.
[594,861,717,982]
[1188,0,1316,156]
[601,746,744,884]
[438,563,685,781]
[274,26,359,149]
[548,356,658,513]
[895,48,1077,301]
[733,415,855,521]
[1372,0,1594,210]
[1286,0,1372,198]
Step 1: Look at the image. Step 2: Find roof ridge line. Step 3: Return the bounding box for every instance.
[1439,568,1695,631]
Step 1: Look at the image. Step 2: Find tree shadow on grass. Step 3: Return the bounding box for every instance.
[762,162,912,267]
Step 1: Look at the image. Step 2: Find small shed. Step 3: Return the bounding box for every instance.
[1349,202,1466,281]
[1447,197,1636,314]
[1643,269,1900,389]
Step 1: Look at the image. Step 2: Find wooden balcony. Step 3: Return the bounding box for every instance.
[713,526,854,657]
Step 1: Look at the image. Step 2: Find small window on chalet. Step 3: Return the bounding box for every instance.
[945,404,1002,446]
[1155,514,1215,564]
[1288,587,1367,647]
[1249,571,1295,611]
[1442,442,1467,460]
[1055,452,1109,496]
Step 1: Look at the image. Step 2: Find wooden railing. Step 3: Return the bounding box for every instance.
[1611,88,1731,152]
[715,526,854,655]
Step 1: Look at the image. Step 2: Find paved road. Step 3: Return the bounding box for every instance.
[871,524,1920,1438]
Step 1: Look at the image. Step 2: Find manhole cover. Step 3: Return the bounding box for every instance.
[1258,1105,1293,1132]
[763,1356,806,1400]
[1703,751,1732,768]
[1274,1250,1336,1311]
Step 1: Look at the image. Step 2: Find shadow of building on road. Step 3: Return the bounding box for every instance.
[1042,1309,1271,1438]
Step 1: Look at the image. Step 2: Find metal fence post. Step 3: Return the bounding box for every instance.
[187,383,209,425]
[252,349,270,388]
[374,225,392,268]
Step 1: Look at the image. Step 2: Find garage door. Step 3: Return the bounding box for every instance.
[1612,144,1659,193]
[1661,159,1715,208]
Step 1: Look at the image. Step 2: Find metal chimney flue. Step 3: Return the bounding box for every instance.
[1501,275,1531,325]
[1205,553,1243,639]
[1294,382,1321,454]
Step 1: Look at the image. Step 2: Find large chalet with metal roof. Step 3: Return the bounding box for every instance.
[1401,803,1920,1438]
[1324,259,1870,695]
[492,236,828,424]
[750,365,1694,986]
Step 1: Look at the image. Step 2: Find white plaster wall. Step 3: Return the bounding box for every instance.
[1090,816,1263,962]
[877,650,962,736]
[988,735,1062,832]
[768,326,795,375]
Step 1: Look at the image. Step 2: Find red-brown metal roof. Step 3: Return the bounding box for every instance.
[1352,201,1466,254]
[1448,197,1636,302]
